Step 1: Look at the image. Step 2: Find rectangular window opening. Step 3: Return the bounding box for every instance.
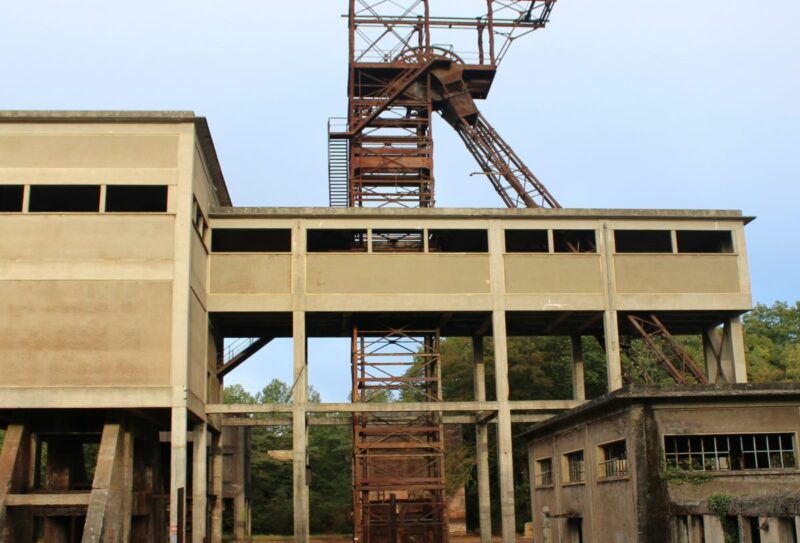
[428,229,488,253]
[536,457,554,487]
[505,229,549,253]
[664,433,796,472]
[307,229,367,252]
[105,185,168,212]
[371,230,424,252]
[554,230,596,253]
[29,185,100,212]
[599,440,628,478]
[676,230,734,253]
[563,450,585,483]
[0,185,24,212]
[211,228,291,253]
[614,230,672,253]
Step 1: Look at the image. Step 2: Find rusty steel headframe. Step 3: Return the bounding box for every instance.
[329,0,561,209]
[351,327,447,543]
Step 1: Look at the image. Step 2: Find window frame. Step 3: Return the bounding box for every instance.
[561,449,586,484]
[597,439,629,480]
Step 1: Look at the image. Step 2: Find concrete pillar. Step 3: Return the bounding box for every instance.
[703,326,723,383]
[472,336,492,543]
[233,428,248,541]
[192,423,208,543]
[603,310,623,391]
[570,336,586,401]
[722,317,748,383]
[492,310,516,543]
[209,431,223,543]
[169,407,188,543]
[293,310,310,543]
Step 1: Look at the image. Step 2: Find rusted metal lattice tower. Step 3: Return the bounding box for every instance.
[329,0,560,209]
[351,328,446,543]
[330,3,562,541]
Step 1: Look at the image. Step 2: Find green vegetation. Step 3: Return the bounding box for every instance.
[220,301,798,535]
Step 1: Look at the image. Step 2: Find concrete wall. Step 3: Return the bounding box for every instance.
[529,400,800,543]
[529,408,638,543]
[207,214,752,314]
[0,118,215,415]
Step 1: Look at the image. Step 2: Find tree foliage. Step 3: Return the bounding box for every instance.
[224,379,346,535]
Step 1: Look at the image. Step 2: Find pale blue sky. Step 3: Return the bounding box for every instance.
[3,1,797,400]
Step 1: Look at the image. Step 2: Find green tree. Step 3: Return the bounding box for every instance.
[744,301,800,382]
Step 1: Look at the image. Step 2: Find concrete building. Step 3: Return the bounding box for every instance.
[0,111,760,542]
[524,385,800,543]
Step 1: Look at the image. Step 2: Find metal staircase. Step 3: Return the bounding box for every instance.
[328,118,350,207]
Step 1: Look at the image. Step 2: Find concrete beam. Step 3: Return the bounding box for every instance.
[207,399,583,415]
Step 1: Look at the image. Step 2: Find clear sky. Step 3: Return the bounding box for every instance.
[3,1,797,401]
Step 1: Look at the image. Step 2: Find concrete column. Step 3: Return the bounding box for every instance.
[570,336,586,401]
[721,317,748,383]
[233,428,248,541]
[472,336,492,543]
[603,311,623,391]
[169,407,188,543]
[293,310,310,543]
[209,431,223,543]
[703,326,723,383]
[192,423,208,543]
[492,310,516,543]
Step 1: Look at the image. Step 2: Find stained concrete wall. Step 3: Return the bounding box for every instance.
[528,397,800,543]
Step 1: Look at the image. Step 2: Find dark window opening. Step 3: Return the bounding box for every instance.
[192,197,208,238]
[676,230,734,253]
[664,433,796,471]
[0,185,24,212]
[554,230,596,253]
[211,229,291,252]
[428,229,488,253]
[372,230,423,252]
[105,185,168,212]
[599,440,628,478]
[307,229,367,252]
[29,185,100,212]
[505,229,549,253]
[536,458,553,487]
[614,230,672,253]
[564,450,585,483]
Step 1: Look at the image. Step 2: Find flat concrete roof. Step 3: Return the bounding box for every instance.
[211,206,754,223]
[521,383,800,440]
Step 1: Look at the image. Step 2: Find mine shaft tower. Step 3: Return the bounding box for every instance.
[329,0,560,209]
[331,3,561,542]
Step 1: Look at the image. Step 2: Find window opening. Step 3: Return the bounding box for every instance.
[371,230,424,252]
[192,197,208,238]
[664,433,796,471]
[536,458,553,486]
[428,229,488,253]
[614,230,672,253]
[599,440,628,478]
[504,229,549,253]
[554,230,596,253]
[307,229,367,252]
[211,229,291,252]
[564,450,585,483]
[105,185,168,212]
[676,230,734,253]
[0,185,24,212]
[28,185,100,212]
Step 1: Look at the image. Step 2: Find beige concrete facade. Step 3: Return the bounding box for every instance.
[525,386,800,543]
[0,112,757,542]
